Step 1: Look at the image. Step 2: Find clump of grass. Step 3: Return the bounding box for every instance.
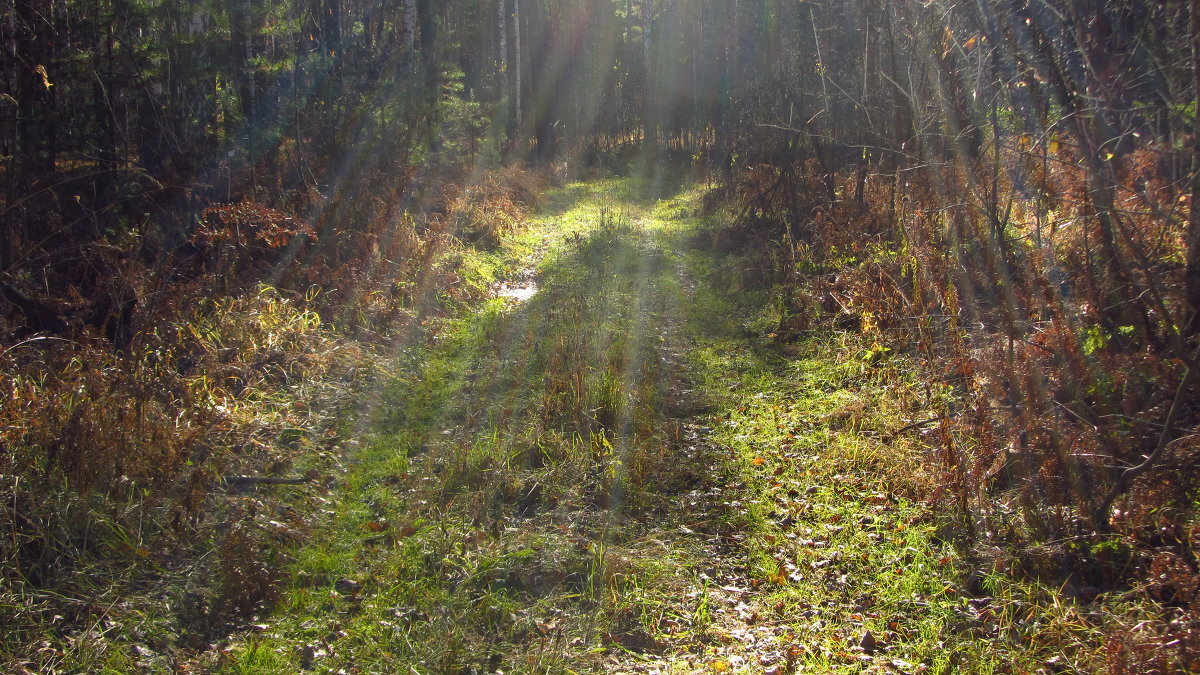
[685,308,1120,671]
[444,166,548,249]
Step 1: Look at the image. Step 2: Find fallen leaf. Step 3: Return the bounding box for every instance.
[859,629,878,654]
[767,560,789,585]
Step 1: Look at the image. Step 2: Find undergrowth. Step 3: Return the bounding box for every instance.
[0,166,545,673]
[712,131,1200,671]
[8,156,1195,674]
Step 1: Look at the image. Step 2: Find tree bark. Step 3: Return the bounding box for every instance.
[1185,0,1200,335]
[511,0,522,143]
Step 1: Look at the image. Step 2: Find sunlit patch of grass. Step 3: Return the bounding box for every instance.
[685,323,972,671]
[679,247,1129,672]
[521,176,682,244]
[216,182,729,673]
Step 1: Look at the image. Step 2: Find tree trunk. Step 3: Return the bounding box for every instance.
[1186,0,1200,335]
[404,0,416,51]
[506,0,520,144]
[497,0,507,128]
[642,0,655,156]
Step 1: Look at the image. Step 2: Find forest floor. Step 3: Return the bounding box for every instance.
[200,176,1095,674]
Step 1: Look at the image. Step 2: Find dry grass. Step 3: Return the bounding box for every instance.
[0,166,543,671]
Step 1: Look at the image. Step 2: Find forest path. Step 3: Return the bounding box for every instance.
[220,176,962,674]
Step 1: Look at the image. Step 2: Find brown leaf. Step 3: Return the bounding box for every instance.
[859,629,878,654]
[767,560,789,585]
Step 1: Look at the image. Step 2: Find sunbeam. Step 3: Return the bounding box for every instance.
[4,0,1199,671]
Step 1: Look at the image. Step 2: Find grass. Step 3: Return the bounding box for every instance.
[18,173,1153,673]
[686,331,968,672]
[209,174,1142,674]
[667,218,1160,674]
[212,177,728,673]
[0,167,543,674]
[0,280,378,673]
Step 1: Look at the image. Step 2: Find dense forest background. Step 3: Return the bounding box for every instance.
[6,0,1200,340]
[3,0,1200,671]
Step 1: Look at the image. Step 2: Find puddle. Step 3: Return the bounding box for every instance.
[494,267,539,302]
[495,281,538,302]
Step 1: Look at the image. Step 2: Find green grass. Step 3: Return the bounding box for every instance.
[214,177,725,673]
[207,175,1120,674]
[691,335,967,672]
[664,243,1126,673]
